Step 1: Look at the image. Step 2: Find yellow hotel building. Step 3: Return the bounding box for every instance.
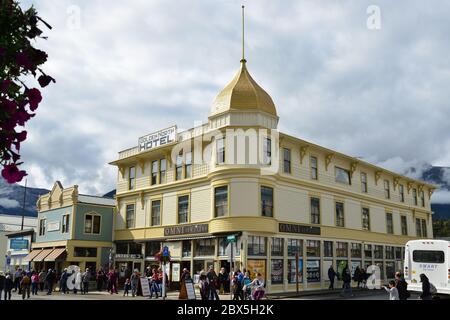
[110,53,436,293]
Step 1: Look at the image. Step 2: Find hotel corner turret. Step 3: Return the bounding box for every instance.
[109,14,436,293]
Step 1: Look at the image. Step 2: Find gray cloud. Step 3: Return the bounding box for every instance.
[16,0,450,198]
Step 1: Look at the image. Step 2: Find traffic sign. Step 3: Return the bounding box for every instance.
[227,235,236,242]
[162,245,170,257]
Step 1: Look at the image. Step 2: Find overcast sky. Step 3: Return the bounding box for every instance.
[14,0,450,202]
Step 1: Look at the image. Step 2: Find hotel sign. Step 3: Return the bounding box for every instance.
[138,126,177,152]
[279,223,321,235]
[164,224,209,237]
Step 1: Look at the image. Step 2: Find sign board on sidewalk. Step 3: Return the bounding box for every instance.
[172,263,181,282]
[185,279,196,300]
[140,277,150,297]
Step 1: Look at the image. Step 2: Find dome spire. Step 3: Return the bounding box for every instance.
[241,5,246,63]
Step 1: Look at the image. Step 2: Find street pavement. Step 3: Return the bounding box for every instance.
[4,288,426,301]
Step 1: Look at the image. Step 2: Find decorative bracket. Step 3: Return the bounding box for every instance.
[138,160,146,174]
[393,177,400,191]
[428,188,436,200]
[119,166,125,179]
[350,161,358,178]
[140,191,145,210]
[418,184,424,193]
[325,153,334,171]
[407,182,414,194]
[374,171,382,185]
[299,145,309,164]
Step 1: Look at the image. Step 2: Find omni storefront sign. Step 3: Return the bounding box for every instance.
[164,223,209,236]
[138,125,177,152]
[279,223,321,235]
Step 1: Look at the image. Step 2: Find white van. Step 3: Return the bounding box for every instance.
[404,239,450,295]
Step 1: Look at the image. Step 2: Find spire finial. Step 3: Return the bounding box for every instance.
[241,5,246,63]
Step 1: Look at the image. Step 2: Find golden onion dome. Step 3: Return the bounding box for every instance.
[210,59,277,117]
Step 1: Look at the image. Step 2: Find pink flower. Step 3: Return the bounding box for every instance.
[1,99,16,114]
[27,88,42,111]
[1,163,27,184]
[1,80,12,92]
[38,75,55,88]
[16,131,27,142]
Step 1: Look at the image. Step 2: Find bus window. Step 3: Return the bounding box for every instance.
[412,250,445,263]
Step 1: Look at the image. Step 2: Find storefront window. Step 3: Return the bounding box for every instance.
[182,241,191,257]
[248,236,266,256]
[271,259,284,284]
[288,259,303,284]
[307,260,321,283]
[306,240,320,257]
[74,247,97,258]
[194,239,215,256]
[386,261,395,279]
[350,243,361,258]
[145,241,160,258]
[336,242,348,257]
[116,242,128,254]
[395,247,402,260]
[271,238,284,256]
[287,239,303,256]
[218,237,227,256]
[374,245,384,259]
[364,244,372,258]
[385,246,395,260]
[324,241,333,257]
[128,242,142,255]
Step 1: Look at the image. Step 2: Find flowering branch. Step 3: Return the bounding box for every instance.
[0,0,54,183]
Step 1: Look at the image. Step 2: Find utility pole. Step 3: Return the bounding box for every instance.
[21,179,27,230]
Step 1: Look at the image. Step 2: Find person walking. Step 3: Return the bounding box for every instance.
[382,280,399,300]
[419,274,433,300]
[178,268,190,299]
[199,273,210,301]
[20,272,31,299]
[394,272,409,300]
[0,271,5,300]
[328,265,336,290]
[360,268,368,289]
[38,270,46,292]
[13,268,22,293]
[341,267,353,297]
[354,266,362,288]
[59,268,68,294]
[107,269,118,294]
[31,271,39,295]
[242,272,252,300]
[4,274,13,300]
[130,269,139,297]
[123,278,131,296]
[96,268,105,291]
[81,268,91,295]
[207,265,220,300]
[250,273,265,300]
[45,269,55,295]
[150,268,160,299]
[231,271,243,300]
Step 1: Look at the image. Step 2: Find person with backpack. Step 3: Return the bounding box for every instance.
[328,265,336,290]
[394,272,410,300]
[20,272,31,299]
[81,268,91,294]
[341,267,353,297]
[419,274,435,300]
[207,265,220,300]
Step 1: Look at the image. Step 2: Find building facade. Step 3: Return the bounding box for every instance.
[110,57,436,293]
[25,182,115,272]
[0,214,36,272]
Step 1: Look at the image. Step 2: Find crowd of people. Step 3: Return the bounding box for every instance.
[179,266,266,301]
[0,265,439,300]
